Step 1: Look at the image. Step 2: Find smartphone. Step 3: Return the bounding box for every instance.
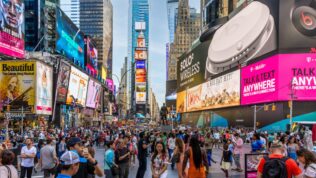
[83,148,88,155]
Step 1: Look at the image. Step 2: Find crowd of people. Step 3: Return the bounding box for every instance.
[0,124,314,178]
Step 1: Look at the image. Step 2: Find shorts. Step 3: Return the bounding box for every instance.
[221,162,231,170]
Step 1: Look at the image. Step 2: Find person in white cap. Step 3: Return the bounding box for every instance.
[56,151,80,178]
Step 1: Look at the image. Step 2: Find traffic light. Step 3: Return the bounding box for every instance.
[288,100,293,108]
[6,105,10,112]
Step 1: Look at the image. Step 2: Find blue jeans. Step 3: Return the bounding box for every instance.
[207,149,216,166]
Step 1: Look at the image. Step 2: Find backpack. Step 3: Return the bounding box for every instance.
[262,156,288,178]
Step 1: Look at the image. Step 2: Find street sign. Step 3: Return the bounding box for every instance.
[5,112,26,120]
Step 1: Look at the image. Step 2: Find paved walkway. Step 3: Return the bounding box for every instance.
[33,144,251,178]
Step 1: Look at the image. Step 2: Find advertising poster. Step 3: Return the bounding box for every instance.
[187,84,202,112]
[136,60,146,69]
[177,39,212,92]
[56,61,70,103]
[135,69,146,83]
[278,53,316,100]
[201,70,240,110]
[106,79,114,91]
[136,83,146,92]
[176,90,187,113]
[86,79,102,108]
[241,55,279,105]
[0,0,25,58]
[101,66,107,82]
[66,67,89,106]
[85,37,98,76]
[35,62,53,115]
[135,50,147,60]
[56,7,85,67]
[136,92,146,104]
[0,61,35,113]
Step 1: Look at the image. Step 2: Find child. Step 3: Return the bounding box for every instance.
[221,144,232,178]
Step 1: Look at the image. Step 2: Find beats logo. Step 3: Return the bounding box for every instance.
[292,0,316,36]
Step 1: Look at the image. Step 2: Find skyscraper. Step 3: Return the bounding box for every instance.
[167,0,179,43]
[59,0,80,27]
[127,0,149,115]
[79,0,113,78]
[167,0,200,81]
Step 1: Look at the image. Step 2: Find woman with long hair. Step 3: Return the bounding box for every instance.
[173,138,185,178]
[182,136,208,178]
[0,150,19,178]
[287,136,299,161]
[297,148,316,178]
[151,142,168,178]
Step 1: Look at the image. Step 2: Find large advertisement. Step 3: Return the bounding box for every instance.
[186,70,240,112]
[86,79,102,108]
[135,69,146,83]
[200,70,240,110]
[56,61,71,103]
[0,0,25,58]
[136,83,146,104]
[35,62,53,115]
[241,55,279,105]
[176,90,187,113]
[85,37,98,76]
[66,67,89,106]
[0,61,35,113]
[241,53,316,105]
[56,7,85,67]
[177,39,211,91]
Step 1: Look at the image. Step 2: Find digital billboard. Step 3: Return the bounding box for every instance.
[85,37,98,76]
[56,7,85,68]
[35,62,53,115]
[135,69,146,83]
[106,79,114,91]
[241,53,316,105]
[136,60,146,69]
[136,92,146,104]
[86,79,102,108]
[200,70,240,110]
[0,61,35,113]
[176,90,187,113]
[135,49,147,60]
[0,0,25,58]
[66,66,89,106]
[136,83,146,92]
[187,85,202,112]
[56,61,70,103]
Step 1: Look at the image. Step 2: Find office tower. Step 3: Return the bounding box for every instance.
[167,0,179,43]
[167,0,200,81]
[127,0,150,115]
[25,0,59,52]
[60,0,80,27]
[80,0,113,78]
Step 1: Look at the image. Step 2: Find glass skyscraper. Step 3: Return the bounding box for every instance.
[167,0,178,43]
[60,0,80,28]
[127,0,149,114]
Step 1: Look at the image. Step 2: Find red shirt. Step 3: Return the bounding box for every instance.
[257,154,302,178]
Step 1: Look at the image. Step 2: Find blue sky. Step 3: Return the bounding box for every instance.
[112,0,200,107]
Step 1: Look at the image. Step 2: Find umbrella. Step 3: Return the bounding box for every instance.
[135,113,145,119]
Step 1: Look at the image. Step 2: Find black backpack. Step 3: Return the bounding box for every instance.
[262,156,288,178]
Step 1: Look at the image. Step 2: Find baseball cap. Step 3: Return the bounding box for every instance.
[60,151,80,165]
[67,137,82,147]
[270,141,283,148]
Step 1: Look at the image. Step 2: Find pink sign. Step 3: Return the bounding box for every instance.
[106,79,114,91]
[0,31,24,58]
[241,55,279,105]
[241,53,316,105]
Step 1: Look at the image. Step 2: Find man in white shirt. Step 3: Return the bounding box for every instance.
[20,138,36,178]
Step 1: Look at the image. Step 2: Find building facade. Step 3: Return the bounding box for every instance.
[79,0,113,78]
[25,0,59,52]
[117,57,128,118]
[127,0,149,115]
[59,0,80,27]
[167,0,200,81]
[167,0,179,43]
